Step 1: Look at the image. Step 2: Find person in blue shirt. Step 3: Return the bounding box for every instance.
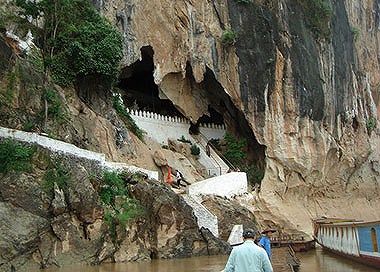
[259,229,276,260]
[224,228,273,272]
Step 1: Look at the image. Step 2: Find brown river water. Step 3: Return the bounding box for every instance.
[33,248,378,272]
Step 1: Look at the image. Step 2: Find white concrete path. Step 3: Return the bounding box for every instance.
[0,127,158,180]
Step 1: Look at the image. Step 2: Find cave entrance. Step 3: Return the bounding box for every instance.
[200,67,267,180]
[117,46,183,117]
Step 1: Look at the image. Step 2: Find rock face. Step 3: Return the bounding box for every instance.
[97,0,380,235]
[0,149,230,270]
[201,195,256,242]
[127,178,231,260]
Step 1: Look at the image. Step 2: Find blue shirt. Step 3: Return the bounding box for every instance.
[258,236,271,259]
[224,240,273,272]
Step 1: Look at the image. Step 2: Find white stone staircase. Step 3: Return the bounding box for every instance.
[182,194,219,238]
[190,133,229,176]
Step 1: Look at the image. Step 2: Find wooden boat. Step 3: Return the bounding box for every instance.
[313,218,380,269]
[271,233,315,252]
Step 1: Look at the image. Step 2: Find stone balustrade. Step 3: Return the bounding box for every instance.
[128,109,225,130]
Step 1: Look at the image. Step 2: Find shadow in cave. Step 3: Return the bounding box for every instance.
[199,66,266,170]
[118,46,183,117]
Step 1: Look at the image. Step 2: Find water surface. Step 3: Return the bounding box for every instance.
[36,248,379,272]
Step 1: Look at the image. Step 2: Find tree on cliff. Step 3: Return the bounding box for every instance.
[15,0,123,86]
[14,0,123,126]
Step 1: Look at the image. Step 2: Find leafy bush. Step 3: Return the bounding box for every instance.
[112,94,145,142]
[45,88,67,121]
[296,0,332,41]
[0,140,36,174]
[222,29,236,45]
[190,144,200,156]
[99,171,127,205]
[220,133,264,185]
[14,0,123,87]
[177,135,191,144]
[42,159,71,193]
[236,0,251,3]
[223,133,247,166]
[243,165,264,186]
[366,118,376,130]
[99,171,144,231]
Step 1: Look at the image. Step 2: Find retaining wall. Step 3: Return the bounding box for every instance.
[0,127,159,180]
[188,172,248,201]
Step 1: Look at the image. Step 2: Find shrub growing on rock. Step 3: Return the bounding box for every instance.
[14,0,123,87]
[0,139,36,174]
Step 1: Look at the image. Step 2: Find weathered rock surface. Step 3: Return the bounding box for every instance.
[51,183,66,216]
[201,195,256,241]
[128,178,231,259]
[98,0,240,122]
[97,0,380,235]
[152,149,168,167]
[0,151,230,270]
[0,202,48,271]
[67,165,103,224]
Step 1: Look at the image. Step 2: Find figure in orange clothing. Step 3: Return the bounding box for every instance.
[165,166,172,183]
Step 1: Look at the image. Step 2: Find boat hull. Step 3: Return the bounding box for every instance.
[321,245,380,269]
[313,218,380,270]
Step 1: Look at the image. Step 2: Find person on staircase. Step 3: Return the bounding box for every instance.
[176,169,191,187]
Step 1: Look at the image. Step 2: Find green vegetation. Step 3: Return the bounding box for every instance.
[296,0,332,41]
[1,65,20,103]
[222,29,237,45]
[23,121,34,131]
[351,26,360,41]
[236,0,251,3]
[223,133,247,166]
[177,135,192,144]
[0,2,17,30]
[100,171,144,236]
[42,159,71,193]
[112,94,145,142]
[221,133,264,185]
[14,0,123,87]
[190,144,200,156]
[0,140,36,174]
[45,88,67,121]
[209,138,221,150]
[366,118,376,130]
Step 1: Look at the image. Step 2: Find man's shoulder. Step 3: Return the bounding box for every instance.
[254,244,269,256]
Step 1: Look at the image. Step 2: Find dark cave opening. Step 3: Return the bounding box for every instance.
[117,46,183,117]
[197,106,225,125]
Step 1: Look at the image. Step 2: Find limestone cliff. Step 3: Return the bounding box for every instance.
[96,0,380,235]
[1,1,380,267]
